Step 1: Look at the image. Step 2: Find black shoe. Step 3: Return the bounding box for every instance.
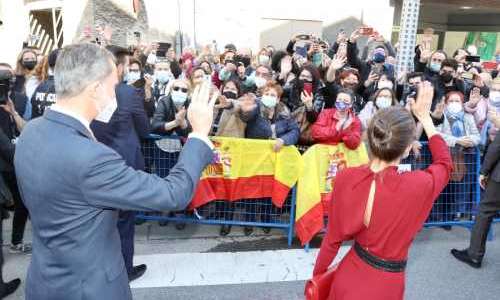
[442,225,452,231]
[451,249,482,269]
[158,220,169,227]
[0,278,21,298]
[175,222,186,230]
[262,227,271,234]
[220,225,231,236]
[129,264,147,282]
[244,226,253,236]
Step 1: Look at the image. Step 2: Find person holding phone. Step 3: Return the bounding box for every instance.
[281,65,325,146]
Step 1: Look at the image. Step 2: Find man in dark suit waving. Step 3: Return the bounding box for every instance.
[14,43,217,300]
[91,45,150,282]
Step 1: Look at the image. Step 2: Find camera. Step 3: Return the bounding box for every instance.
[0,70,13,105]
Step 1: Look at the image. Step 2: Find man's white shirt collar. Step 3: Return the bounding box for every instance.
[50,105,94,137]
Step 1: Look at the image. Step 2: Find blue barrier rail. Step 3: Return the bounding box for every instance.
[136,135,297,246]
[304,142,482,251]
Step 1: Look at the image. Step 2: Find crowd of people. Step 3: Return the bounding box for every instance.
[0,26,499,298]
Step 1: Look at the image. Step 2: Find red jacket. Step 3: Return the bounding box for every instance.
[311,108,362,149]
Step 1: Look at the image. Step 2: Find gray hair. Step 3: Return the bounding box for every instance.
[55,43,115,99]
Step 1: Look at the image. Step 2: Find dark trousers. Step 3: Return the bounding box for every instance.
[468,180,500,260]
[0,206,4,283]
[3,172,28,245]
[118,210,136,275]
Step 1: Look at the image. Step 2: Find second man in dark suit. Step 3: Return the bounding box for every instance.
[91,45,150,281]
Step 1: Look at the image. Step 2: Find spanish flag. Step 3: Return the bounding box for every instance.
[190,137,303,209]
[295,143,369,245]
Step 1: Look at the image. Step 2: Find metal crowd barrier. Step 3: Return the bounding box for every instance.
[136,135,297,246]
[304,142,482,251]
[405,143,481,229]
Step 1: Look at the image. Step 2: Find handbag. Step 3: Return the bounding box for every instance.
[291,106,313,145]
[304,264,338,300]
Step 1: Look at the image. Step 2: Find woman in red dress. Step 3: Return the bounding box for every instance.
[312,82,453,300]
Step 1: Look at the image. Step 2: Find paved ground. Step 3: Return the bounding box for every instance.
[3,216,500,300]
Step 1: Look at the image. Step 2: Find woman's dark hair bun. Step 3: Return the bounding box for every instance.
[368,107,416,162]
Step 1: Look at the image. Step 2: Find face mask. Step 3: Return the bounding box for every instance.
[378,80,393,90]
[258,55,270,65]
[490,91,500,106]
[94,85,117,123]
[373,53,385,63]
[261,95,277,108]
[155,70,171,84]
[223,91,238,99]
[204,74,212,82]
[335,101,351,112]
[446,102,463,115]
[430,62,441,73]
[125,71,141,84]
[23,60,37,71]
[343,82,358,90]
[312,53,322,67]
[147,53,157,65]
[440,72,454,83]
[254,76,267,88]
[375,96,392,109]
[171,90,187,105]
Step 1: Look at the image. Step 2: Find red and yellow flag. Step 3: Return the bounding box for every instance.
[190,137,303,209]
[295,143,369,245]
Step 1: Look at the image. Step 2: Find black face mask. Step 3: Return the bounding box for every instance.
[440,72,454,83]
[22,60,37,71]
[223,91,238,99]
[343,82,358,91]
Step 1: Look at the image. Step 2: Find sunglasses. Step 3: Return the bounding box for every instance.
[173,87,188,93]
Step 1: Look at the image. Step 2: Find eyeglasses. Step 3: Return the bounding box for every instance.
[173,87,188,93]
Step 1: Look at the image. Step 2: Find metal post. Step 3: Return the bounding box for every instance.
[51,7,58,50]
[395,0,421,76]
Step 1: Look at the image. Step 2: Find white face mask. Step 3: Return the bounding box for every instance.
[258,55,270,65]
[378,80,393,90]
[375,96,392,109]
[155,70,172,84]
[447,102,463,115]
[94,85,117,123]
[490,91,500,104]
[171,90,187,105]
[261,95,277,108]
[254,76,267,88]
[125,71,141,84]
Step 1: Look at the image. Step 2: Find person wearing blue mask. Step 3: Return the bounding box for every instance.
[415,49,448,83]
[311,88,362,150]
[436,91,480,224]
[239,81,300,236]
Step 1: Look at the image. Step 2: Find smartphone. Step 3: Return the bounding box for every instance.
[297,34,311,41]
[359,27,374,36]
[303,83,313,95]
[466,55,481,63]
[296,46,308,58]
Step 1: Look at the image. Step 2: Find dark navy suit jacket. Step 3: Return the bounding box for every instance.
[91,83,150,170]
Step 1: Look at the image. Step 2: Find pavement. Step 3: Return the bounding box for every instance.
[3,215,500,300]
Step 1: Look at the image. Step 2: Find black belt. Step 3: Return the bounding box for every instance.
[354,242,407,273]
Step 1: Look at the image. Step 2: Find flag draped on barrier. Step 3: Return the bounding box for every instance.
[295,144,369,245]
[190,137,303,209]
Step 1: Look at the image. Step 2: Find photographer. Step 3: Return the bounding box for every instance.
[0,63,30,254]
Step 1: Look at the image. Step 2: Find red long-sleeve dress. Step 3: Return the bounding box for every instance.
[313,135,452,300]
